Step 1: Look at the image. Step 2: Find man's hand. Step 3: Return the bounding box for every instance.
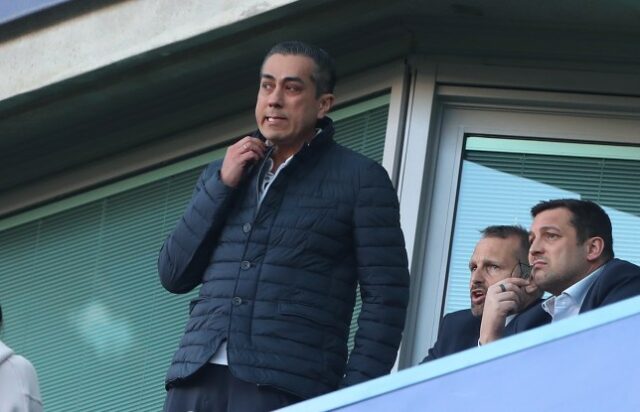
[479,278,536,345]
[220,137,267,187]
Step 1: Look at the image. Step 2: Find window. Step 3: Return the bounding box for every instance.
[0,94,391,411]
[382,71,640,367]
[444,136,640,313]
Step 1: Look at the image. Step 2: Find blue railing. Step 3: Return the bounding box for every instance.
[282,295,640,411]
[0,0,73,25]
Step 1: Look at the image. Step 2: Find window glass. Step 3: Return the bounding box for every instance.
[444,136,640,314]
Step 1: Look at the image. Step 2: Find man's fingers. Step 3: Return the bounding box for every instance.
[238,150,262,165]
[237,144,266,160]
[220,137,266,187]
[525,284,539,294]
[498,290,520,304]
[236,137,266,153]
[505,277,530,287]
[494,285,525,309]
[495,278,531,297]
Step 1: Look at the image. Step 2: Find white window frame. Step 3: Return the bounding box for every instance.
[398,56,640,367]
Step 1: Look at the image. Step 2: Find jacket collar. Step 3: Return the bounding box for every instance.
[292,116,334,161]
[308,116,334,147]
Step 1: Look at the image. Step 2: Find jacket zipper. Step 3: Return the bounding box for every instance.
[253,144,276,221]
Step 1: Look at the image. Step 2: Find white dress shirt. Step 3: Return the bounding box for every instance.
[541,265,605,322]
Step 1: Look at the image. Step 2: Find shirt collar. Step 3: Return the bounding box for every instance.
[564,264,604,305]
[541,263,605,315]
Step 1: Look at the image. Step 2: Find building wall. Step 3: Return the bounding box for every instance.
[0,0,297,101]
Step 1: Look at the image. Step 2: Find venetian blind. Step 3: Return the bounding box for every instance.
[444,137,640,313]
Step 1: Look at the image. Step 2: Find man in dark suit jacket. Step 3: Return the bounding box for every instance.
[423,309,481,362]
[422,225,541,362]
[480,199,640,343]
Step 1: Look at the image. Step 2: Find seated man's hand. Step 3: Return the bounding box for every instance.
[479,278,533,345]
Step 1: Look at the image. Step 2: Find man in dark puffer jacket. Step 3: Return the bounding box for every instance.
[159,41,410,411]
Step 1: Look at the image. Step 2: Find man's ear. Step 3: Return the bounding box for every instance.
[585,236,605,262]
[317,93,335,118]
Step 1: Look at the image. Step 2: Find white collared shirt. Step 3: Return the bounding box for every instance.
[541,265,605,322]
[258,155,294,206]
[257,127,322,206]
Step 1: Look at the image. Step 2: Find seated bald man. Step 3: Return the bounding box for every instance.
[422,225,542,362]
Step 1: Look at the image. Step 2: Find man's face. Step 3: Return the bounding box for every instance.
[469,236,523,317]
[529,207,592,295]
[255,54,332,146]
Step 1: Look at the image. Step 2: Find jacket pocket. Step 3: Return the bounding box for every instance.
[277,301,335,327]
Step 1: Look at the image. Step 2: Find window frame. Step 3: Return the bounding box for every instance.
[0,62,410,409]
[399,62,640,366]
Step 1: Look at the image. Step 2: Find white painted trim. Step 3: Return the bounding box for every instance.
[436,61,640,98]
[466,136,640,160]
[438,85,640,118]
[382,64,409,186]
[402,97,466,367]
[439,106,640,146]
[394,56,440,368]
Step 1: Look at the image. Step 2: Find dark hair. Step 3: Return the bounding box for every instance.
[531,198,614,260]
[481,225,530,259]
[263,41,336,96]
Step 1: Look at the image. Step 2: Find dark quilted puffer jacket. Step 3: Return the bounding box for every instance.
[158,117,410,399]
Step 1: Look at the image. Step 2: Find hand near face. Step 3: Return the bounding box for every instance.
[479,277,536,345]
[220,137,267,188]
